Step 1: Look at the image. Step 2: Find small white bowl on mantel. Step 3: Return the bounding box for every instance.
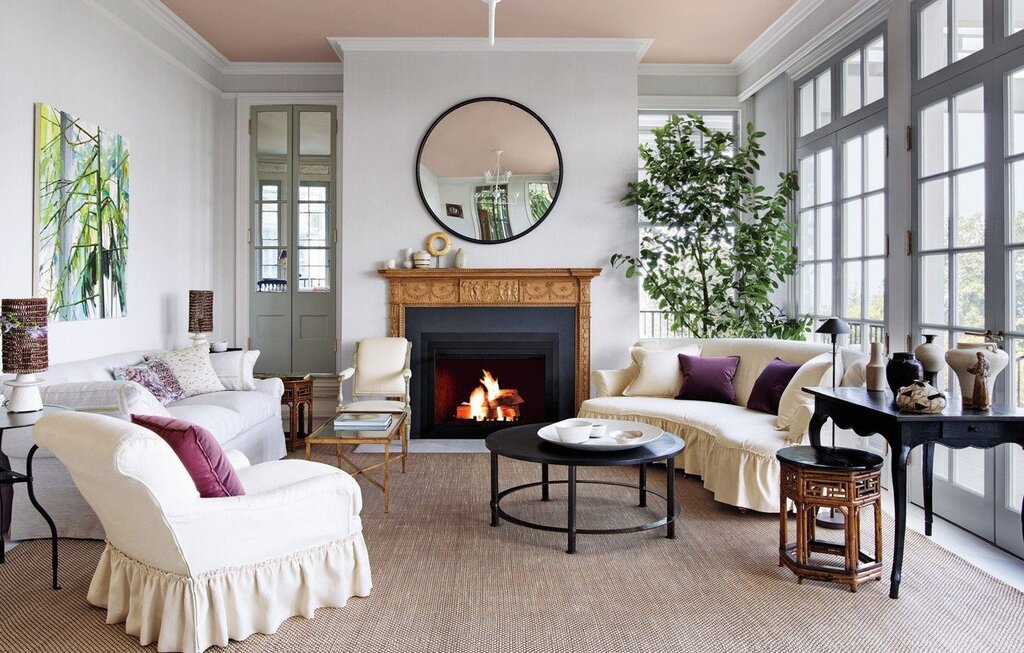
[553,419,592,444]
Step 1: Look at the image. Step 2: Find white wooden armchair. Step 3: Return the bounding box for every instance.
[337,337,412,470]
[33,411,371,653]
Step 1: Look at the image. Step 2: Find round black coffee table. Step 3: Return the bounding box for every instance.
[486,423,685,553]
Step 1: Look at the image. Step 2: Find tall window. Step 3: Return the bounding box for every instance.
[636,111,738,338]
[911,0,1024,555]
[795,30,888,349]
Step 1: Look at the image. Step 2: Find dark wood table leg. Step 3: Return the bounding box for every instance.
[808,399,828,448]
[666,455,676,539]
[0,475,5,565]
[922,441,935,536]
[567,465,577,554]
[889,444,911,599]
[490,452,499,527]
[26,446,60,590]
[541,463,549,501]
[639,463,647,507]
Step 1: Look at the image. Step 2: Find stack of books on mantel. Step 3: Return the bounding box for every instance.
[333,413,393,431]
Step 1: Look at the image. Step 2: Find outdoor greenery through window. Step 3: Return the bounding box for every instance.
[795,31,887,350]
[527,182,553,223]
[636,111,737,338]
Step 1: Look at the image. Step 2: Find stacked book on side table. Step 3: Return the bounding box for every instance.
[333,413,393,431]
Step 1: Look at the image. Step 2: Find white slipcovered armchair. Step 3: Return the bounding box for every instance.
[337,337,412,469]
[33,411,371,653]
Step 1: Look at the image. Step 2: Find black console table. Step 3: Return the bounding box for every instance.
[804,386,1024,599]
[0,405,63,590]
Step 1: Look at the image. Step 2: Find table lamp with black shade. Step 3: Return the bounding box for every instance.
[814,316,850,529]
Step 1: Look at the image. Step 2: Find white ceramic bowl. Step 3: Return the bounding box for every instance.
[554,419,592,444]
[589,423,607,438]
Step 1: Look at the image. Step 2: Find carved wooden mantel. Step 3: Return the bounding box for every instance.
[378,268,601,413]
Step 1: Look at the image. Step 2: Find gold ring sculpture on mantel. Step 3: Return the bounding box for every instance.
[425,232,452,267]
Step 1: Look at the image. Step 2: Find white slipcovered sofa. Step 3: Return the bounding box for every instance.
[34,411,370,653]
[2,350,287,540]
[579,338,865,513]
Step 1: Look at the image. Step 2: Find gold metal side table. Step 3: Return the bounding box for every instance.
[304,411,408,513]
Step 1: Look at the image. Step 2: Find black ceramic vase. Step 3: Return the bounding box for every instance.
[886,352,924,396]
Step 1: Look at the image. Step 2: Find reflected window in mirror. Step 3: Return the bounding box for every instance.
[416,97,562,244]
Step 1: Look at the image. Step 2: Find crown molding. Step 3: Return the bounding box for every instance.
[127,0,229,69]
[638,95,743,112]
[329,37,653,61]
[731,0,826,74]
[638,63,736,77]
[737,0,891,100]
[222,61,345,76]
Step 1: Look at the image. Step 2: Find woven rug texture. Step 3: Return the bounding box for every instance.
[1,452,1022,653]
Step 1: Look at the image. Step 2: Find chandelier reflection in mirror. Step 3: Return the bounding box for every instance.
[416,97,562,244]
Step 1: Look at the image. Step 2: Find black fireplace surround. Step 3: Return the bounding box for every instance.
[405,307,577,438]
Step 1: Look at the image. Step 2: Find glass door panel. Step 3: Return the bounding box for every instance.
[913,81,993,538]
[250,106,337,375]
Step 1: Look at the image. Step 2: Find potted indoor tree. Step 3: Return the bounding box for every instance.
[613,114,808,339]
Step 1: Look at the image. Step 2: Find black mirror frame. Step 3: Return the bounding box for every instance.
[415,96,564,245]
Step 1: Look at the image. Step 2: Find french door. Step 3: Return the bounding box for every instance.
[910,45,1024,556]
[249,105,337,374]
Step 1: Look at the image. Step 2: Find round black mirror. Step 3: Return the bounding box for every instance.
[416,97,562,244]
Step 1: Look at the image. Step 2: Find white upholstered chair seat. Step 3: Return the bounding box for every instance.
[33,411,371,653]
[340,399,407,413]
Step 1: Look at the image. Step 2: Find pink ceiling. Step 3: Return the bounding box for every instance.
[160,0,795,64]
[420,101,560,178]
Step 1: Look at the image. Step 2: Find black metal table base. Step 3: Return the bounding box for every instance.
[490,458,681,553]
[0,445,60,590]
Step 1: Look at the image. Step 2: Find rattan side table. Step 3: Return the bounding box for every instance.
[777,445,884,593]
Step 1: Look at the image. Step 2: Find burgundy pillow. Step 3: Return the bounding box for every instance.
[676,354,741,405]
[747,358,802,415]
[131,414,245,498]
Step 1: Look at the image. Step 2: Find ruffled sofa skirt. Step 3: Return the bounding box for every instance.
[87,534,372,653]
[578,407,789,513]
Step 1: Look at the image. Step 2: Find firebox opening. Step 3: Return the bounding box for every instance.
[434,357,546,427]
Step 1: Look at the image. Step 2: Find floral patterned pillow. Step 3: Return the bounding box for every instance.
[113,359,185,405]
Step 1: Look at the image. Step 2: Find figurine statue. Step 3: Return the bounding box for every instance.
[966,351,992,409]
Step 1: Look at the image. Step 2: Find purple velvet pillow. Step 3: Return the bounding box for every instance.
[131,414,245,498]
[747,357,802,415]
[676,354,741,405]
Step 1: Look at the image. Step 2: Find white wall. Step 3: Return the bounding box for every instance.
[0,0,235,363]
[340,49,640,371]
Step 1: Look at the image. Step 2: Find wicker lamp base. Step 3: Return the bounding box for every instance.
[4,373,45,412]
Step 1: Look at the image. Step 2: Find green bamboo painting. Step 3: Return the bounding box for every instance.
[35,103,128,321]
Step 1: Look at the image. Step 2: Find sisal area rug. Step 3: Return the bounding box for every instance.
[1,452,1022,653]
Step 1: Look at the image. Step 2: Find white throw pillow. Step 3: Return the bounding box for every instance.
[149,345,226,398]
[209,350,260,391]
[840,347,869,387]
[775,352,840,431]
[622,345,702,398]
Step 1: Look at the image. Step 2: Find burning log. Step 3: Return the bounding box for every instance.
[453,369,523,422]
[488,389,523,408]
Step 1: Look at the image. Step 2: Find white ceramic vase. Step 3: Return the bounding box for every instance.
[866,342,887,392]
[913,334,945,384]
[944,342,1009,409]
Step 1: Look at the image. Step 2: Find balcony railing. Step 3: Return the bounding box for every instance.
[640,311,688,339]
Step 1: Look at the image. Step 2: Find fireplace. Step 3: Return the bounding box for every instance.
[377,267,599,439]
[422,332,558,438]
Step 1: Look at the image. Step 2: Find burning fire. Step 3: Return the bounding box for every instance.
[456,369,523,422]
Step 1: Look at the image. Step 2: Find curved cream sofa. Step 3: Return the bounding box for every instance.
[580,338,865,513]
